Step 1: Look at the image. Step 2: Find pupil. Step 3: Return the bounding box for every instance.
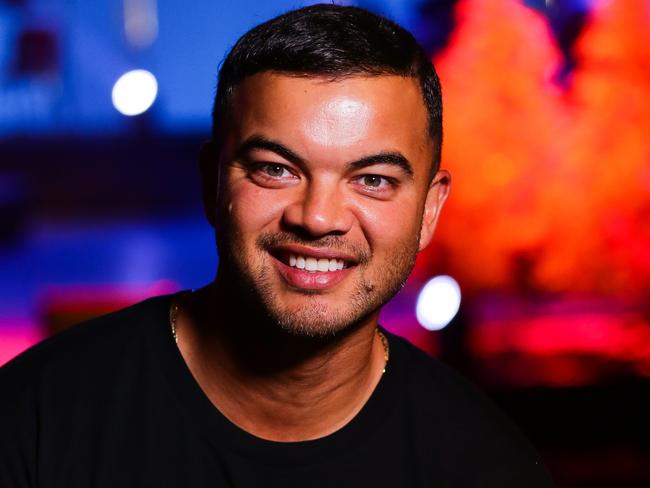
[268,165,283,176]
[365,175,380,187]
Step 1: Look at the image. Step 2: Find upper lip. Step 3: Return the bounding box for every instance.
[270,244,359,264]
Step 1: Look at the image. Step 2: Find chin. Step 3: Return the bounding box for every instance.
[260,285,383,338]
[271,305,360,338]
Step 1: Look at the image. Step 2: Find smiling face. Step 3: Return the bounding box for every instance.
[209,73,449,337]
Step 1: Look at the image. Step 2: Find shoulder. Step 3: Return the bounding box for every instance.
[0,294,173,395]
[388,333,507,426]
[386,331,555,486]
[388,331,509,422]
[0,294,174,485]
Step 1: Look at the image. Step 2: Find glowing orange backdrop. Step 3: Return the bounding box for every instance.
[423,0,650,300]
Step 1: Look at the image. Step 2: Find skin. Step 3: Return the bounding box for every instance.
[176,72,450,441]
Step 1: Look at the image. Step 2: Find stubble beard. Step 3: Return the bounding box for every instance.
[217,229,419,339]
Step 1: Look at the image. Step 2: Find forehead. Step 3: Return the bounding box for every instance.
[227,73,433,175]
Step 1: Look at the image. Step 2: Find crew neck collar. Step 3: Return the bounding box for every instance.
[150,292,405,466]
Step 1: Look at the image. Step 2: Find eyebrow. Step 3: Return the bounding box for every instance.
[348,153,414,178]
[235,135,414,178]
[236,136,303,166]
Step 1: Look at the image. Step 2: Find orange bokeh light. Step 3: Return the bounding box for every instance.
[422,0,650,300]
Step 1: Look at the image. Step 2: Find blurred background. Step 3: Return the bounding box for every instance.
[1,0,649,485]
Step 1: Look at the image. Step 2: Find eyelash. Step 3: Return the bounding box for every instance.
[251,163,297,180]
[354,174,396,190]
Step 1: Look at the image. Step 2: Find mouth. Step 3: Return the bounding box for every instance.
[268,245,358,290]
[284,253,348,272]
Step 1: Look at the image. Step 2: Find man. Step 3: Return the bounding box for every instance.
[1,4,553,487]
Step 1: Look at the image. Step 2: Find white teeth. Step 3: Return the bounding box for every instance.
[305,257,318,271]
[287,254,346,272]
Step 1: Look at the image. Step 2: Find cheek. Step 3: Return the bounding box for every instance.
[225,183,288,237]
[353,197,422,255]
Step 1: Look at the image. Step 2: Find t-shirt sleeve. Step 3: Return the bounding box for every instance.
[0,353,40,488]
[399,337,555,487]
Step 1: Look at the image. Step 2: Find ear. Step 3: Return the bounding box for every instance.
[418,169,451,251]
[199,141,220,228]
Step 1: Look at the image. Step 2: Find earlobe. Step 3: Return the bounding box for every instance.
[418,169,451,251]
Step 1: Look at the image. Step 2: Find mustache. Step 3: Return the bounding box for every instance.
[256,232,371,264]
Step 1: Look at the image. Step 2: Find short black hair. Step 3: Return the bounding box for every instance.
[212,3,443,172]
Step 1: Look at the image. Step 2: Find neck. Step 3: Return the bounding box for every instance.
[173,284,387,442]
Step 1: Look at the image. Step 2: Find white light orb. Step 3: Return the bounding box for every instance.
[112,69,158,116]
[416,275,461,331]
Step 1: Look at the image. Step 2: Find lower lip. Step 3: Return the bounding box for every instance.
[274,258,354,290]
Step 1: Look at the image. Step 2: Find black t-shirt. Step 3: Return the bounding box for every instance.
[1,294,553,487]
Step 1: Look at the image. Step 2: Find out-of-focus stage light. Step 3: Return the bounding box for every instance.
[416,275,461,331]
[112,69,158,116]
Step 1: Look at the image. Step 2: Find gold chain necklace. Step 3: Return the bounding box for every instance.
[169,303,390,373]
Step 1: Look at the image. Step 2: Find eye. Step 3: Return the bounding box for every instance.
[361,175,385,188]
[357,174,394,189]
[247,162,299,188]
[352,173,399,199]
[261,163,291,178]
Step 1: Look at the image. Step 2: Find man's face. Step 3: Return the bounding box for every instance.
[211,73,449,337]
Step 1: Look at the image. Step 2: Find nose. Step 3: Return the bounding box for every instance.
[282,178,353,237]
